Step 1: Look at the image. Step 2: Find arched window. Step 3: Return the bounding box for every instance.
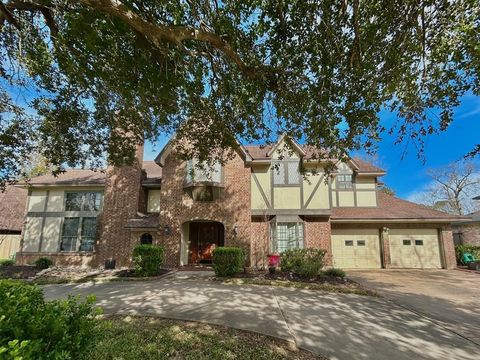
[140,233,153,245]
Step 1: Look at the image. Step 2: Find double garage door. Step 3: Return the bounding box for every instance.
[331,228,442,269]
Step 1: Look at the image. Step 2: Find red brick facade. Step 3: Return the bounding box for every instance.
[157,148,251,268]
[93,145,145,267]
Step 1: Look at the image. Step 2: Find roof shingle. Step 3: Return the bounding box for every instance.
[332,192,466,222]
[0,186,28,232]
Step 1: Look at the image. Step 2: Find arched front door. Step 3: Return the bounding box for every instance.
[188,221,225,264]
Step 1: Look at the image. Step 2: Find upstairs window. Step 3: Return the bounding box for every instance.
[273,161,300,185]
[337,174,353,189]
[65,192,102,211]
[185,159,222,185]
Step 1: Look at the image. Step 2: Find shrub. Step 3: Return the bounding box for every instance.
[34,257,53,269]
[281,248,326,278]
[0,259,15,267]
[132,244,165,277]
[212,247,245,277]
[324,268,346,278]
[0,279,100,359]
[455,244,480,264]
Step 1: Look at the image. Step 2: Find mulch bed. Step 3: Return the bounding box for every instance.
[0,265,42,280]
[236,269,351,285]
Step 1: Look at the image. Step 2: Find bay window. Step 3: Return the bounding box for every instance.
[185,159,222,185]
[270,219,304,253]
[273,161,300,185]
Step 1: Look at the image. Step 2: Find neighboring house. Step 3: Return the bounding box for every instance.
[15,135,465,269]
[452,195,480,246]
[0,185,28,259]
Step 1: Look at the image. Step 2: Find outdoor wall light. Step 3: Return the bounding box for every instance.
[233,225,238,235]
[163,225,171,236]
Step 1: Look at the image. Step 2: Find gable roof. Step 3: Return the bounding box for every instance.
[0,185,28,232]
[331,192,468,223]
[244,145,384,174]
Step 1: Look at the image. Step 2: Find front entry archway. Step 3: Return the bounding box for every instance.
[187,221,224,264]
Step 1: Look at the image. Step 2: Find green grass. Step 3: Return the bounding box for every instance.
[220,278,378,297]
[81,316,324,360]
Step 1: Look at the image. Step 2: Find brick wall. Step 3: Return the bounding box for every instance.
[157,147,251,268]
[440,226,457,269]
[304,217,332,266]
[93,144,145,267]
[452,222,480,246]
[251,217,269,268]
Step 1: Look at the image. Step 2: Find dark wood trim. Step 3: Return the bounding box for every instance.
[328,178,333,208]
[251,209,331,216]
[38,190,49,252]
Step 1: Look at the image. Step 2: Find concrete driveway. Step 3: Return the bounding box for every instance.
[348,270,480,345]
[43,271,480,360]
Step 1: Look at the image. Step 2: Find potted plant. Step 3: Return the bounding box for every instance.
[267,253,280,274]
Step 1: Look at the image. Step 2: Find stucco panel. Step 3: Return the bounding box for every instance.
[27,191,47,212]
[356,191,377,206]
[41,217,62,252]
[274,187,301,209]
[338,191,355,207]
[22,217,43,252]
[355,177,376,190]
[147,189,161,213]
[47,190,64,212]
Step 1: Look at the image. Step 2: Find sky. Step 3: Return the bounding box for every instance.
[144,94,480,201]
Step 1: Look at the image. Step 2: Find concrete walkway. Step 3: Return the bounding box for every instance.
[43,271,480,360]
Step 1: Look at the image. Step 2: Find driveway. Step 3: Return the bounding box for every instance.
[43,271,480,360]
[348,270,480,345]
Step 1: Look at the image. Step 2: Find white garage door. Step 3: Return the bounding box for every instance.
[331,229,381,269]
[389,229,442,269]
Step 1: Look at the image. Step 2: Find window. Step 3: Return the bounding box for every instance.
[273,161,300,185]
[140,233,153,245]
[403,239,411,245]
[415,239,424,246]
[185,159,222,184]
[61,218,79,251]
[270,222,304,253]
[65,192,102,211]
[345,240,354,246]
[337,174,353,189]
[357,240,366,246]
[61,217,97,252]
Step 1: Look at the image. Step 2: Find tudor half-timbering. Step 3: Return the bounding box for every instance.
[15,135,464,269]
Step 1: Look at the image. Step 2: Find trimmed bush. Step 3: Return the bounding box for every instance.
[455,244,480,264]
[0,259,15,267]
[212,247,245,277]
[324,268,346,278]
[132,244,165,277]
[34,257,53,269]
[0,279,99,359]
[281,248,326,278]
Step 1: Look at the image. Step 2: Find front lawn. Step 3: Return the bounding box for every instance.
[83,316,324,360]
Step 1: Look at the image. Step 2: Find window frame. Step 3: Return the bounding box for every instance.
[269,220,304,253]
[272,160,301,186]
[60,216,97,252]
[64,191,103,212]
[184,159,224,187]
[336,173,354,189]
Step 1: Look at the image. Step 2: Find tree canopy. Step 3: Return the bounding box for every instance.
[0,0,479,186]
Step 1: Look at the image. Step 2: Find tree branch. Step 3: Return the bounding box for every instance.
[79,0,268,82]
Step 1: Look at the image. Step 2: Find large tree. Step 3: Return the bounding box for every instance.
[0,0,479,186]
[412,160,480,215]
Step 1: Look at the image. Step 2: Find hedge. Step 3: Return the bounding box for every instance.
[0,279,99,359]
[281,248,326,278]
[212,247,245,277]
[132,244,165,276]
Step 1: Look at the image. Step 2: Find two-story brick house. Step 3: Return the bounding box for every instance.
[16,135,463,269]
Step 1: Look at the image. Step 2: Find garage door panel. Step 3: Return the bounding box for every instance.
[389,229,441,269]
[332,229,381,269]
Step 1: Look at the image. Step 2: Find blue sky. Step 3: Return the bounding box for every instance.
[144,94,480,200]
